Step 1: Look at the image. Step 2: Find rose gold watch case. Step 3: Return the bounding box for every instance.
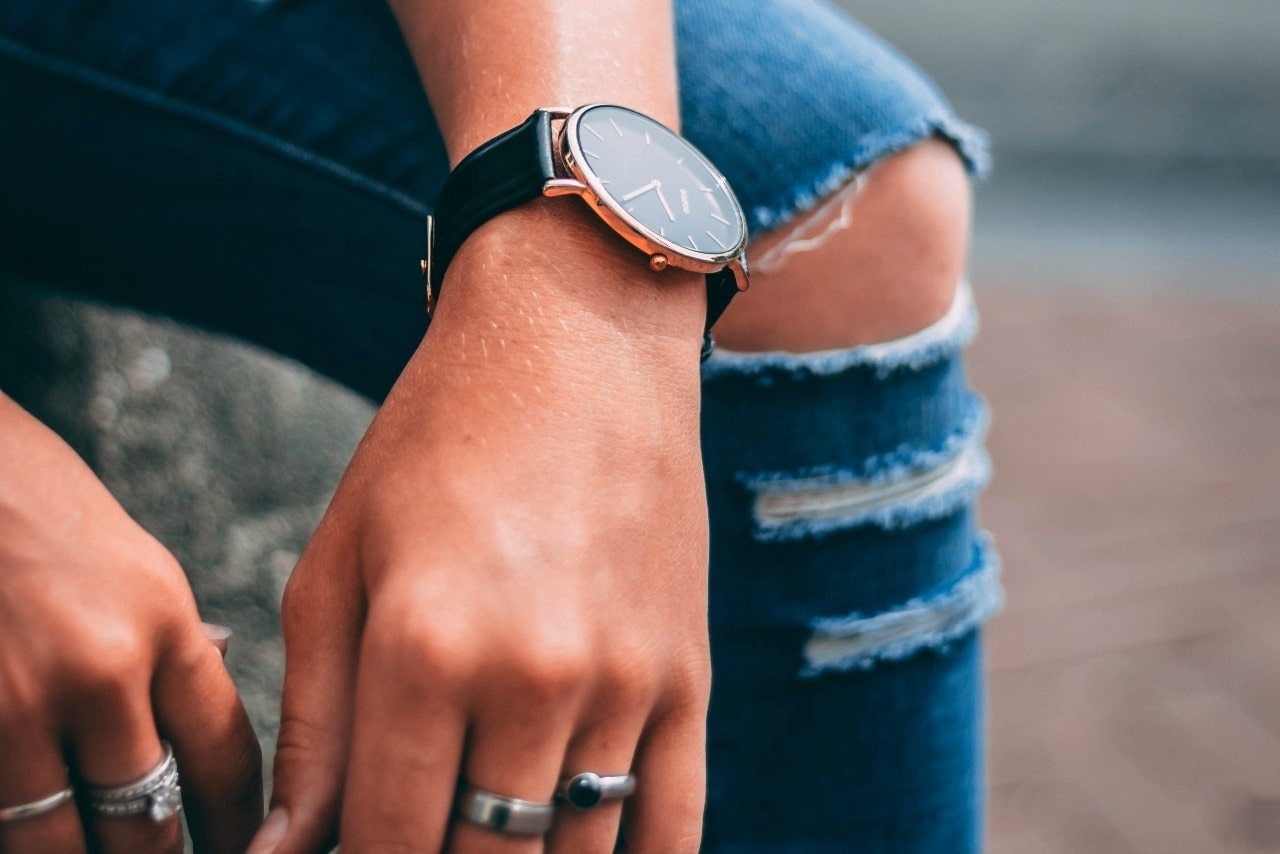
[545,105,749,291]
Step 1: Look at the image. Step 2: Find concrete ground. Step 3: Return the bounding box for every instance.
[972,286,1280,852]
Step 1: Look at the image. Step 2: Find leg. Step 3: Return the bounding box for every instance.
[673,1,1000,850]
[716,138,972,352]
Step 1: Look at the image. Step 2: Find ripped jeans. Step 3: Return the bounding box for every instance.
[0,0,998,849]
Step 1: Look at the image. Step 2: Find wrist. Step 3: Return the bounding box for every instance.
[428,198,708,363]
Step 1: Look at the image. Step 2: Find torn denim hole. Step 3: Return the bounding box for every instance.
[702,279,977,382]
[751,441,990,542]
[744,399,989,542]
[801,535,1002,677]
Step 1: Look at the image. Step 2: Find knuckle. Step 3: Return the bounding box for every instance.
[665,649,712,711]
[59,629,149,702]
[597,648,659,709]
[507,638,591,703]
[373,605,477,690]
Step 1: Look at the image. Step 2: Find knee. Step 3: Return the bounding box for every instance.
[713,138,972,353]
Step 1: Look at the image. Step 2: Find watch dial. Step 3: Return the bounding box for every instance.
[570,105,745,260]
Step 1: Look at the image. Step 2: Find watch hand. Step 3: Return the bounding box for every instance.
[654,184,676,222]
[620,180,659,203]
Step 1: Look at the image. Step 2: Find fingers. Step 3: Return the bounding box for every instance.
[336,592,472,851]
[248,553,363,854]
[445,693,580,853]
[619,693,708,853]
[64,687,183,854]
[0,723,84,854]
[544,716,645,854]
[153,627,263,854]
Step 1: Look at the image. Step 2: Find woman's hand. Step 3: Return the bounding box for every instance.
[0,394,263,854]
[254,202,713,852]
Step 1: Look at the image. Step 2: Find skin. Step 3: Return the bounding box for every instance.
[0,1,970,851]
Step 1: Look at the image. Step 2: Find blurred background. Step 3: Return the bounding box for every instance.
[2,1,1277,850]
[844,1,1280,851]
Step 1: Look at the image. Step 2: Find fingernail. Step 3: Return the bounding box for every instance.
[248,808,289,854]
[202,622,233,658]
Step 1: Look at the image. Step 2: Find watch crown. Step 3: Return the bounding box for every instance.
[649,253,669,272]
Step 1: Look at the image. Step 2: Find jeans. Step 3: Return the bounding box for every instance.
[0,0,998,849]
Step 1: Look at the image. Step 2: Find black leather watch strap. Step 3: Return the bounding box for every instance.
[429,110,556,293]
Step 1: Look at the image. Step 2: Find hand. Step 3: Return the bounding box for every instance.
[253,203,713,852]
[0,395,263,854]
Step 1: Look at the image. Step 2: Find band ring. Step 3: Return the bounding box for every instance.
[0,788,75,823]
[83,741,183,823]
[555,772,637,810]
[454,782,556,835]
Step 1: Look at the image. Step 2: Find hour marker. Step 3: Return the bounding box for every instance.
[660,226,666,236]
[585,125,605,140]
[709,211,730,225]
[626,206,636,213]
[699,186,714,194]
[705,230,727,249]
[675,157,685,165]
[583,148,600,159]
[609,118,623,136]
[644,131,652,145]
[687,235,699,250]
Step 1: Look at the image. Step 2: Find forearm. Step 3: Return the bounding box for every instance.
[387,1,682,163]
[386,1,706,359]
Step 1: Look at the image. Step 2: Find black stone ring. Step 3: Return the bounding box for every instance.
[555,772,637,810]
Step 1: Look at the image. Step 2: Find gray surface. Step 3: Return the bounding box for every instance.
[0,282,373,775]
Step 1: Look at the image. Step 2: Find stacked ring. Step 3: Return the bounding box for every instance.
[83,741,183,823]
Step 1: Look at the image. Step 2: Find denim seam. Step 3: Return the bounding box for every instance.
[0,33,430,221]
[703,279,978,381]
[749,110,991,233]
[800,532,1002,676]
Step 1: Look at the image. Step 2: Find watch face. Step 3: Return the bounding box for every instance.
[565,104,746,263]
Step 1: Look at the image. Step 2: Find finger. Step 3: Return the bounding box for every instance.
[337,593,470,852]
[619,703,707,853]
[201,623,232,660]
[0,721,84,854]
[153,627,263,854]
[445,632,593,854]
[248,547,363,854]
[544,703,646,854]
[65,693,182,854]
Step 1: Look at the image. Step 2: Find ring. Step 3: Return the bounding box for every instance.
[454,782,556,835]
[83,741,183,823]
[0,787,75,822]
[555,772,637,810]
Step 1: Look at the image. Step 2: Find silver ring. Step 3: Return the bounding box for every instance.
[0,787,75,822]
[84,741,183,823]
[556,772,637,810]
[454,782,556,835]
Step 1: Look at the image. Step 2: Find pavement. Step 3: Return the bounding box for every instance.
[971,286,1280,852]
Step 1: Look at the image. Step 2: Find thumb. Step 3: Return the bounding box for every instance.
[249,561,363,854]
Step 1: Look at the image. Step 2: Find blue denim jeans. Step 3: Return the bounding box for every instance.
[0,0,998,849]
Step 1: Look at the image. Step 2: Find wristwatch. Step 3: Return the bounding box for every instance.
[421,104,749,359]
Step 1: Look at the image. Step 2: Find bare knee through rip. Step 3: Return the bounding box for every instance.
[713,138,972,353]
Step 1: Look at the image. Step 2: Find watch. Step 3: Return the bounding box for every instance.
[421,104,749,358]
